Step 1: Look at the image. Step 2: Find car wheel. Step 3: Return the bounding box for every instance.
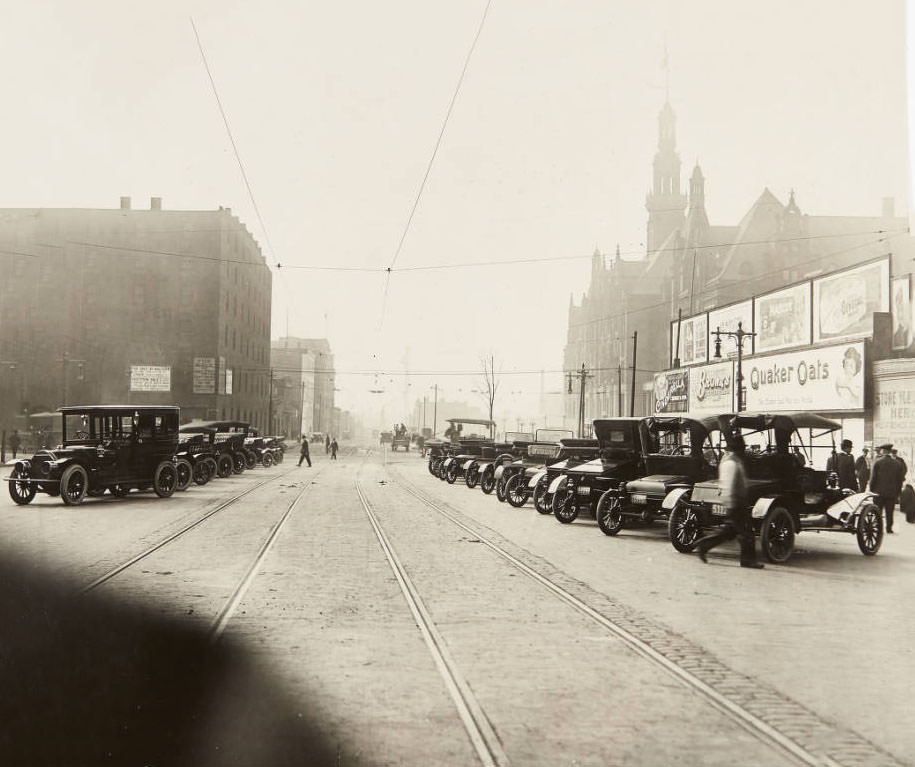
[8,468,36,505]
[193,460,210,485]
[533,477,552,514]
[495,474,509,502]
[428,459,437,476]
[175,459,193,491]
[465,464,479,489]
[204,457,218,480]
[480,466,496,495]
[217,454,233,478]
[668,503,701,552]
[505,473,529,508]
[262,452,274,467]
[438,461,448,480]
[232,453,246,474]
[760,505,794,563]
[154,461,177,498]
[446,462,459,484]
[552,480,578,523]
[856,503,883,555]
[60,465,88,506]
[597,491,624,536]
[245,452,257,470]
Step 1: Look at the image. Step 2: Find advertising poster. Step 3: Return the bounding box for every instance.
[130,365,171,392]
[754,282,811,353]
[688,360,735,415]
[892,275,911,350]
[743,342,864,412]
[873,365,915,468]
[653,369,689,413]
[813,259,889,343]
[193,356,217,394]
[225,368,233,395]
[218,356,227,394]
[707,301,754,356]
[670,313,708,366]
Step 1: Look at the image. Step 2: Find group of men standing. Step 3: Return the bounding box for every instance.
[826,440,908,533]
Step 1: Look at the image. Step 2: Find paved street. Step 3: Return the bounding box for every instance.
[1,447,912,766]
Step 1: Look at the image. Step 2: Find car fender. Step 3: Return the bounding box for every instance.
[494,465,505,480]
[548,475,567,495]
[751,496,789,521]
[443,457,453,468]
[826,491,877,523]
[661,486,691,511]
[476,461,492,473]
[528,469,546,488]
[462,459,475,471]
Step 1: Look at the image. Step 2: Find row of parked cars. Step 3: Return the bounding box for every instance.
[6,405,287,506]
[424,413,885,564]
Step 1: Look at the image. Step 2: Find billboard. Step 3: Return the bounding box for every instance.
[708,300,754,357]
[193,357,217,394]
[130,365,171,392]
[754,282,811,353]
[892,275,911,350]
[653,369,689,413]
[670,313,708,366]
[688,360,735,415]
[813,259,889,343]
[743,342,865,412]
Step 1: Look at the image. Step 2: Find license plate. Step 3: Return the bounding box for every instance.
[711,504,728,516]
[630,493,647,504]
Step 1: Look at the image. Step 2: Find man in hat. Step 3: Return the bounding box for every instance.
[870,443,902,534]
[826,439,857,491]
[855,446,871,493]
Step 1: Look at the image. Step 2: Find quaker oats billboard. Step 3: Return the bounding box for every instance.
[653,369,689,413]
[670,313,708,366]
[707,301,754,356]
[688,360,735,415]
[743,342,865,412]
[754,282,811,353]
[813,259,889,344]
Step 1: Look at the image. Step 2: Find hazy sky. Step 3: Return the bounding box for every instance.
[0,1,909,426]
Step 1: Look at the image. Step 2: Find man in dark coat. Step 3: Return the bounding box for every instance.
[855,447,871,492]
[870,443,901,534]
[298,436,312,467]
[826,439,857,491]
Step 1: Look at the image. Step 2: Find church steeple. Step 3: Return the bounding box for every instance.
[645,99,687,254]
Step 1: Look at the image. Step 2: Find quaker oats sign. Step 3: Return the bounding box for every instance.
[813,259,889,343]
[688,360,735,415]
[707,301,754,356]
[754,282,811,353]
[193,356,217,394]
[653,369,689,413]
[743,342,864,412]
[130,365,171,392]
[670,313,708,366]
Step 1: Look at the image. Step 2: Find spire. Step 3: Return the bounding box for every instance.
[689,164,705,211]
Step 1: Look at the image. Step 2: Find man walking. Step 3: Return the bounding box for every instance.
[8,429,21,459]
[695,422,763,569]
[855,447,871,493]
[325,434,330,454]
[330,437,338,460]
[298,435,311,467]
[826,439,857,491]
[869,443,901,534]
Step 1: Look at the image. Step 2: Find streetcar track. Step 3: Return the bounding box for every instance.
[354,472,510,767]
[387,463,908,767]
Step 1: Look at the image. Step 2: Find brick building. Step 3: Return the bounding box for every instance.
[270,337,335,438]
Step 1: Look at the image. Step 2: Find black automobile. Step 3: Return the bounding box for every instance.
[7,405,180,505]
[523,438,601,514]
[473,431,533,496]
[498,429,576,507]
[667,412,884,563]
[174,429,218,486]
[596,415,724,536]
[550,418,644,523]
[427,418,497,482]
[197,420,252,475]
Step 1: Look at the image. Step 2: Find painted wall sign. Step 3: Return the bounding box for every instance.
[813,259,889,343]
[743,342,864,412]
[755,282,811,353]
[688,360,735,415]
[193,357,216,394]
[130,365,171,393]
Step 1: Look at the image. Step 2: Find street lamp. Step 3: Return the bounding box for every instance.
[712,321,756,412]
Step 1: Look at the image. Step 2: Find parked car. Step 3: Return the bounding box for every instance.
[201,420,253,475]
[426,418,497,482]
[524,438,601,514]
[174,429,218,486]
[596,415,724,536]
[667,412,884,563]
[550,418,644,523]
[500,429,575,507]
[470,431,532,494]
[7,405,180,505]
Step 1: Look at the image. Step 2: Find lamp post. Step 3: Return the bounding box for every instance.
[712,321,756,412]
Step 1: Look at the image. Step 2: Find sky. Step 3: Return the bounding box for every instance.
[0,1,910,429]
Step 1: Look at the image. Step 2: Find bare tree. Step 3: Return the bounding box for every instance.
[480,355,499,439]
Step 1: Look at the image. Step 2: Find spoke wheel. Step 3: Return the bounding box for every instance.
[505,474,529,507]
[446,462,459,484]
[856,503,883,555]
[533,476,552,514]
[232,453,246,474]
[597,491,625,536]
[174,459,192,491]
[428,459,438,476]
[668,503,701,552]
[480,466,496,495]
[153,461,177,498]
[760,506,795,564]
[552,480,578,523]
[465,464,479,489]
[262,452,274,467]
[8,468,36,505]
[60,465,88,506]
[217,454,234,478]
[495,474,509,502]
[245,452,257,470]
[193,460,211,485]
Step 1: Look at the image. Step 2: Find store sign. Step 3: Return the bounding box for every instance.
[743,342,864,412]
[689,360,735,415]
[193,357,216,394]
[755,282,811,353]
[708,301,754,356]
[813,259,889,343]
[653,369,689,413]
[873,367,915,464]
[130,365,171,392]
[670,313,708,366]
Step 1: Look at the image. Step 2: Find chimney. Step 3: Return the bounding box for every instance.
[882,197,896,218]
[150,197,162,211]
[120,196,131,210]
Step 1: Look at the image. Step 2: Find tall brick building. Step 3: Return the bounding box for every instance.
[270,337,335,439]
[0,197,272,441]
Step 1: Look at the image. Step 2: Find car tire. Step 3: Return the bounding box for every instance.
[262,452,274,467]
[505,473,529,507]
[245,452,257,470]
[217,454,234,478]
[60,465,88,506]
[597,491,624,536]
[465,463,479,488]
[8,467,36,505]
[232,453,246,474]
[760,505,794,563]
[446,462,459,484]
[856,503,883,555]
[668,502,701,552]
[193,459,210,485]
[533,476,552,514]
[175,459,193,491]
[495,474,509,502]
[480,466,496,495]
[153,461,178,498]
[552,479,578,523]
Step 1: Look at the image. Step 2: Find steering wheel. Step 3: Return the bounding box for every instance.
[75,430,90,439]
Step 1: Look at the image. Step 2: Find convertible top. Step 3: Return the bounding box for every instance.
[726,412,841,433]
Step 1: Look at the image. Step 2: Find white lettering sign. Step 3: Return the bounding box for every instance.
[193,357,216,394]
[688,360,735,414]
[130,365,171,392]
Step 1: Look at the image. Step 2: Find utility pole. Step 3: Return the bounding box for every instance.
[267,368,275,435]
[630,331,638,417]
[617,364,622,417]
[432,384,438,437]
[567,363,593,438]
